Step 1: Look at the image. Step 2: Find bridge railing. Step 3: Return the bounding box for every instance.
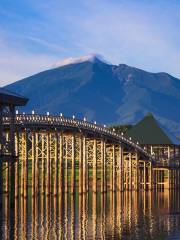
[2,114,154,160]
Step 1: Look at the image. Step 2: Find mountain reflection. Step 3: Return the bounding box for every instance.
[1,190,180,239]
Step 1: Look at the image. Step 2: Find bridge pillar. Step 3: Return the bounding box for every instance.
[41,134,45,194]
[112,145,116,192]
[79,135,83,194]
[101,140,106,193]
[5,163,9,194]
[93,139,97,193]
[31,132,35,196]
[54,133,58,196]
[23,131,28,198]
[149,161,153,190]
[9,105,16,205]
[82,136,87,193]
[117,146,123,191]
[15,133,19,198]
[5,133,9,194]
[20,133,24,197]
[129,153,132,191]
[143,161,147,190]
[71,135,75,194]
[64,137,68,193]
[35,133,39,196]
[59,132,64,194]
[92,192,97,239]
[46,133,50,196]
[134,153,139,191]
[110,145,115,191]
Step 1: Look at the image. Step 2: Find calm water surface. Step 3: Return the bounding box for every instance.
[1,190,180,239]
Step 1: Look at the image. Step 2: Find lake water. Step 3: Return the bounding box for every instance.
[1,190,180,239]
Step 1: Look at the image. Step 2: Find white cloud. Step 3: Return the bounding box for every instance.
[0,35,56,86]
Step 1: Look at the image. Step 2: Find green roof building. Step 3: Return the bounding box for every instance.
[126,113,180,146]
[126,113,180,167]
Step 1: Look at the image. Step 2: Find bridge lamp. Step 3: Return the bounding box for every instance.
[16,110,19,114]
[72,115,75,119]
[83,117,86,122]
[23,112,25,115]
[94,121,96,125]
[104,124,106,128]
[113,128,115,132]
[32,110,35,115]
[47,112,49,116]
[121,132,124,135]
[129,137,132,141]
[137,142,139,145]
[60,113,63,117]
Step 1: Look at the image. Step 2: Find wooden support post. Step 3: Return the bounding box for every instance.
[41,134,45,194]
[35,133,39,196]
[143,161,146,190]
[174,170,176,189]
[104,141,107,193]
[54,134,58,196]
[92,193,97,239]
[110,145,115,191]
[116,146,122,191]
[46,133,50,196]
[9,105,15,206]
[20,133,24,197]
[32,132,35,197]
[23,131,28,198]
[71,135,75,194]
[135,153,139,191]
[70,194,75,239]
[82,136,87,193]
[64,137,68,193]
[59,132,64,194]
[129,153,132,191]
[79,135,83,194]
[112,145,116,192]
[78,194,83,238]
[93,139,97,193]
[149,162,152,190]
[15,133,19,198]
[101,140,106,193]
[121,148,124,191]
[167,169,170,189]
[172,170,174,189]
[5,161,9,194]
[49,134,52,194]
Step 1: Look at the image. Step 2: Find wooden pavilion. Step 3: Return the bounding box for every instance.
[126,113,180,189]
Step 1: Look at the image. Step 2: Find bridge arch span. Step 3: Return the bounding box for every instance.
[3,114,153,196]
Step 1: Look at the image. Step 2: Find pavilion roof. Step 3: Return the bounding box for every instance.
[126,113,180,145]
[0,87,28,106]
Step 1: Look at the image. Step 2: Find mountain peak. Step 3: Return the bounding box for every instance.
[53,54,110,68]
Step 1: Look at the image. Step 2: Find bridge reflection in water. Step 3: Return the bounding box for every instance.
[1,190,180,239]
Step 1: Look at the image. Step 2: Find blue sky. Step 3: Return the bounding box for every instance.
[0,0,180,86]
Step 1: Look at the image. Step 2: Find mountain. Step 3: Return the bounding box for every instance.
[5,54,180,136]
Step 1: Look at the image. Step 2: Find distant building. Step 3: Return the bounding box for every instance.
[0,87,28,161]
[126,113,180,167]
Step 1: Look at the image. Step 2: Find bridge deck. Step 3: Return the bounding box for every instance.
[2,114,153,160]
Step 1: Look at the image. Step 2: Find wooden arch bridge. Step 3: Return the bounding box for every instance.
[2,113,157,197]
